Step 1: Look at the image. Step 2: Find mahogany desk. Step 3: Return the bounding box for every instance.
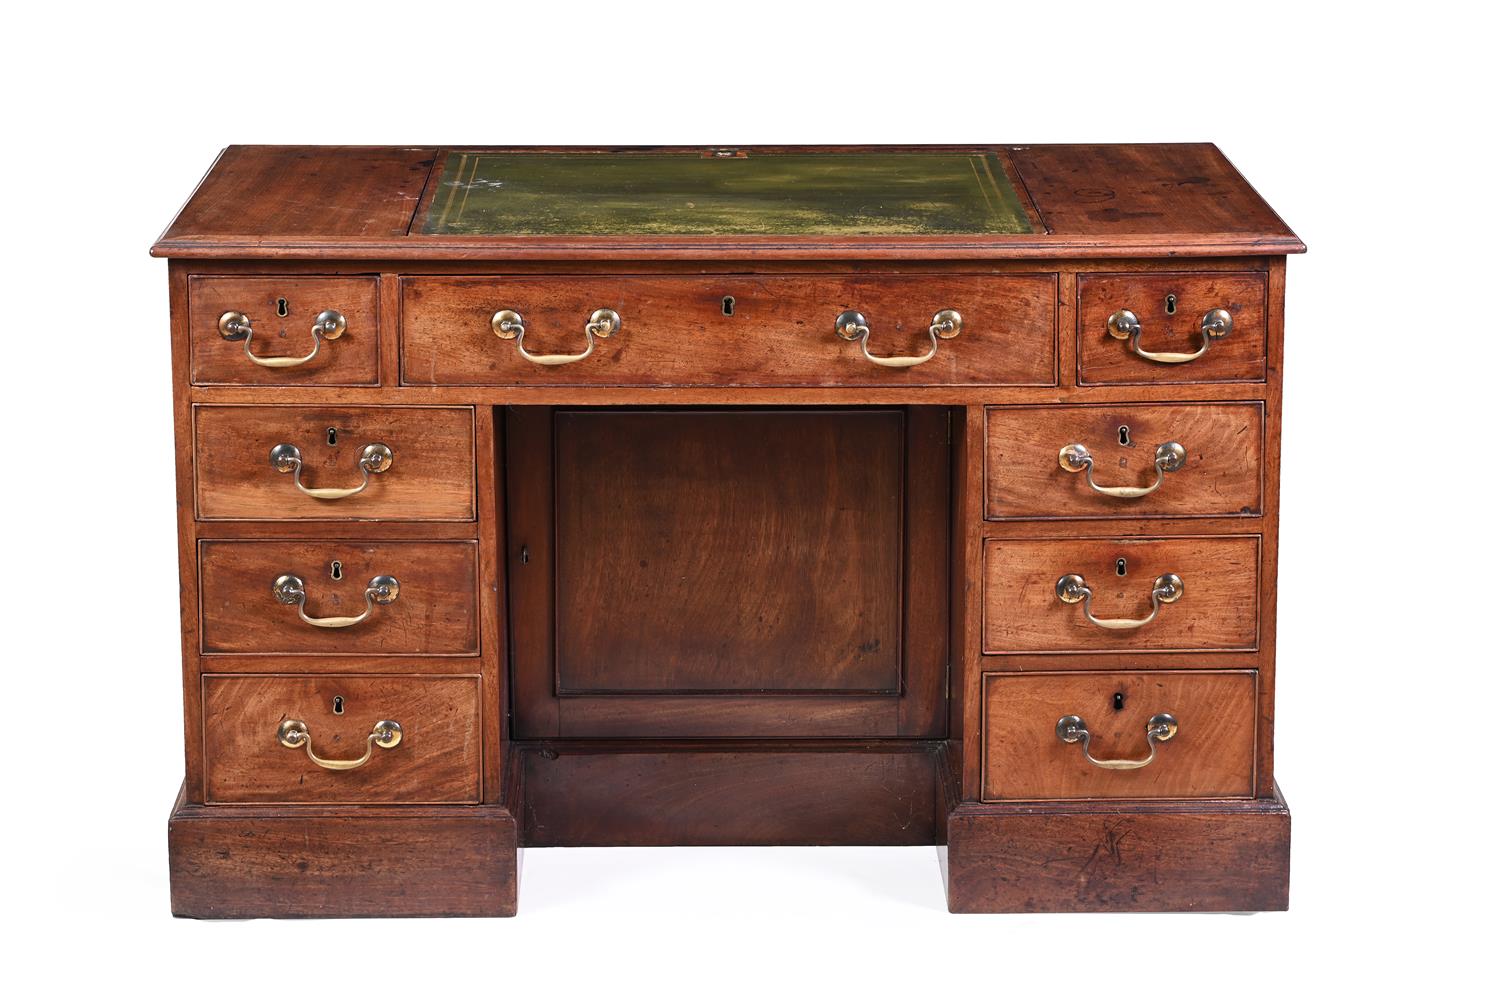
[154,145,1302,916]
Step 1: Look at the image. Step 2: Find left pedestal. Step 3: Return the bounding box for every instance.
[167,785,520,918]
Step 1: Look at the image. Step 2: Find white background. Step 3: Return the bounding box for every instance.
[4,1,1496,994]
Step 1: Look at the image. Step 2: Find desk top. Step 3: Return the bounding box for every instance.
[152,144,1303,260]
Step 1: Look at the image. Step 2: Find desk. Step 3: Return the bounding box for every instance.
[155,145,1302,916]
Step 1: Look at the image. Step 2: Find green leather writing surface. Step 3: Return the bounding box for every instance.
[421,151,1034,236]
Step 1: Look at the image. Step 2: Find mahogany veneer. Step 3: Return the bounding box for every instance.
[401,274,1057,387]
[203,674,483,804]
[983,402,1263,520]
[189,275,381,386]
[1077,272,1269,385]
[154,144,1302,917]
[193,404,476,521]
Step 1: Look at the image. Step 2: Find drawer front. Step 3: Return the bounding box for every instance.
[199,540,479,655]
[982,536,1259,653]
[203,674,482,803]
[1078,272,1266,384]
[981,670,1256,800]
[189,275,379,386]
[194,405,476,521]
[984,402,1263,519]
[400,274,1056,387]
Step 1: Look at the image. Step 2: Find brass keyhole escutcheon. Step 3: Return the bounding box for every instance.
[722,295,736,316]
[276,296,290,318]
[1118,425,1132,446]
[330,560,343,581]
[332,695,345,715]
[1164,293,1177,315]
[1115,557,1128,577]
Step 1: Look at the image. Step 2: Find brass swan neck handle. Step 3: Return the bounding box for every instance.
[219,309,347,368]
[1055,572,1184,630]
[492,307,621,366]
[1058,441,1187,498]
[835,309,963,368]
[272,574,401,628]
[1107,308,1231,364]
[270,443,393,500]
[1055,713,1178,770]
[277,719,403,771]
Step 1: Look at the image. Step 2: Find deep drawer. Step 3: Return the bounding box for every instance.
[189,275,380,386]
[202,674,482,803]
[981,670,1256,800]
[194,405,476,521]
[1077,272,1267,384]
[982,535,1260,653]
[400,274,1057,387]
[199,540,479,656]
[984,402,1263,519]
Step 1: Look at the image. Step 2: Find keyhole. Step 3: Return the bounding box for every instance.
[722,296,736,316]
[1115,557,1128,577]
[520,545,530,565]
[332,696,345,715]
[1113,692,1125,712]
[330,560,343,581]
[327,427,338,447]
[1164,294,1177,315]
[1118,425,1131,446]
[276,297,290,318]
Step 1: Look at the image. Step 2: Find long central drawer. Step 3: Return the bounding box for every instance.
[400,274,1058,386]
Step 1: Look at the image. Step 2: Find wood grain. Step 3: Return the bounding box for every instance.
[507,407,949,738]
[202,674,482,804]
[945,789,1290,912]
[194,404,475,520]
[1008,144,1296,241]
[522,744,939,846]
[168,787,518,918]
[984,402,1263,519]
[400,274,1057,387]
[982,535,1260,653]
[153,145,1302,916]
[1078,272,1267,384]
[980,670,1256,800]
[159,146,437,242]
[198,539,479,655]
[151,145,1304,259]
[189,275,380,386]
[553,408,903,693]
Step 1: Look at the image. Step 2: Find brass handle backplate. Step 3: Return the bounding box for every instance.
[277,718,403,771]
[1058,441,1187,498]
[835,309,962,368]
[1056,713,1178,770]
[491,307,621,365]
[270,443,393,500]
[1055,572,1183,630]
[219,309,346,368]
[272,573,400,628]
[1107,308,1231,364]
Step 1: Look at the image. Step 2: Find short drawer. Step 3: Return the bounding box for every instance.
[199,540,479,656]
[981,670,1256,800]
[194,405,476,521]
[203,674,482,803]
[984,402,1263,519]
[400,274,1056,387]
[982,535,1259,653]
[189,275,379,385]
[1077,272,1266,384]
